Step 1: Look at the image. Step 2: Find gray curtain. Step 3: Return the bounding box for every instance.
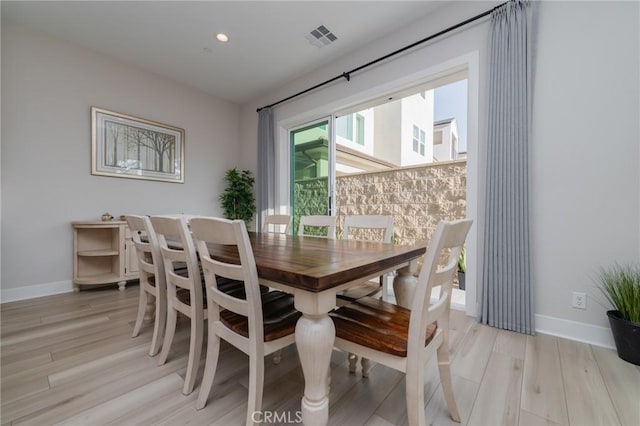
[257,107,276,232]
[481,0,536,334]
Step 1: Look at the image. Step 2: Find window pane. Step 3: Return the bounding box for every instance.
[337,115,353,140]
[290,120,330,235]
[420,130,425,143]
[420,144,425,156]
[413,139,419,152]
[356,114,365,145]
[413,125,419,138]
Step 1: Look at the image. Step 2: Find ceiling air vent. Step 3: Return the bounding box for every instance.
[305,25,338,48]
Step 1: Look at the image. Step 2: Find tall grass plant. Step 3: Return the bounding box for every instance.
[597,263,640,324]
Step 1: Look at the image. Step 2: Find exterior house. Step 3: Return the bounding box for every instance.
[335,91,442,173]
[433,117,461,161]
[336,92,466,173]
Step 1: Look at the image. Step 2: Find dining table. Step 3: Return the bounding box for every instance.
[205,231,426,426]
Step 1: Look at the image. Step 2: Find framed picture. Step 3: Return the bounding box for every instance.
[91,107,185,183]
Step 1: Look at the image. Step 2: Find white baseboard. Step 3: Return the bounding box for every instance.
[1,280,74,304]
[535,314,615,349]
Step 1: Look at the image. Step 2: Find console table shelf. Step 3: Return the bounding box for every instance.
[72,221,139,291]
[78,249,120,257]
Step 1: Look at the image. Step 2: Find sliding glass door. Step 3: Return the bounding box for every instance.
[290,118,334,235]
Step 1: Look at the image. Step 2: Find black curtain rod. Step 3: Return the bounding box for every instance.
[257,1,508,113]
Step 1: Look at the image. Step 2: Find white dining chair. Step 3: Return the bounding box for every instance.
[151,215,206,395]
[190,217,300,425]
[339,214,394,302]
[298,215,337,239]
[126,215,166,357]
[262,214,291,234]
[330,218,472,425]
[338,214,395,375]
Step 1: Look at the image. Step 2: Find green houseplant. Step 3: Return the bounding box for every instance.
[597,263,640,365]
[219,168,256,223]
[456,249,466,290]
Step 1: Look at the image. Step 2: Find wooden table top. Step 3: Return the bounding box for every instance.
[206,232,426,293]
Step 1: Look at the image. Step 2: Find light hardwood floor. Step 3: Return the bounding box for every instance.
[2,286,639,425]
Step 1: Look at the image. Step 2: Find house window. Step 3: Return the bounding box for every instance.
[336,115,353,141]
[337,113,365,146]
[413,125,426,156]
[355,114,365,145]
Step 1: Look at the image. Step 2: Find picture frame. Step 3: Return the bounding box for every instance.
[91,107,185,183]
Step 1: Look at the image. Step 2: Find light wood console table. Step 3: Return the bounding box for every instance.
[72,221,138,291]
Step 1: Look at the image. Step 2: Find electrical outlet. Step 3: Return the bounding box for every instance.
[572,292,587,310]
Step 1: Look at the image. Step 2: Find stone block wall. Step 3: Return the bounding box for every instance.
[335,159,467,246]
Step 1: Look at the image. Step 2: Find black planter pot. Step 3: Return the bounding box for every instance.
[607,310,640,366]
[457,272,466,290]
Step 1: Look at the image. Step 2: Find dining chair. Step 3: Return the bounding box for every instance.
[150,215,207,395]
[260,213,294,365]
[126,215,167,357]
[262,214,291,234]
[190,217,301,425]
[338,214,394,301]
[298,215,337,238]
[338,214,395,375]
[330,218,472,425]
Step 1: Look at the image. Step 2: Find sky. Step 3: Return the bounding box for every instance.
[434,79,468,152]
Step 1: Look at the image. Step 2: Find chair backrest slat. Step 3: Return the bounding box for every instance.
[262,214,291,234]
[343,215,394,243]
[298,215,337,239]
[198,255,249,314]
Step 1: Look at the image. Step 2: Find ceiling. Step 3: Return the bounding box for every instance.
[2,1,446,105]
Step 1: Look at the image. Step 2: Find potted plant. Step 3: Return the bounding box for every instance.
[219,168,256,224]
[597,263,640,365]
[457,249,466,290]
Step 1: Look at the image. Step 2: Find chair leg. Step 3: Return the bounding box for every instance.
[132,288,148,337]
[158,306,177,366]
[149,293,165,356]
[196,325,221,410]
[405,362,425,426]
[183,314,204,395]
[246,353,265,426]
[437,344,461,422]
[272,349,282,365]
[348,353,358,374]
[361,357,370,378]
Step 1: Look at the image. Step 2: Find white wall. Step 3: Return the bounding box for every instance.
[400,93,433,166]
[239,1,640,345]
[1,21,241,299]
[373,101,402,165]
[530,2,639,332]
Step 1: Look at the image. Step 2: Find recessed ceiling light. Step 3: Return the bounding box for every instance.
[216,33,229,43]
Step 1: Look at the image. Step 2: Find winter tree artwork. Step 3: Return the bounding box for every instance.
[91,107,185,183]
